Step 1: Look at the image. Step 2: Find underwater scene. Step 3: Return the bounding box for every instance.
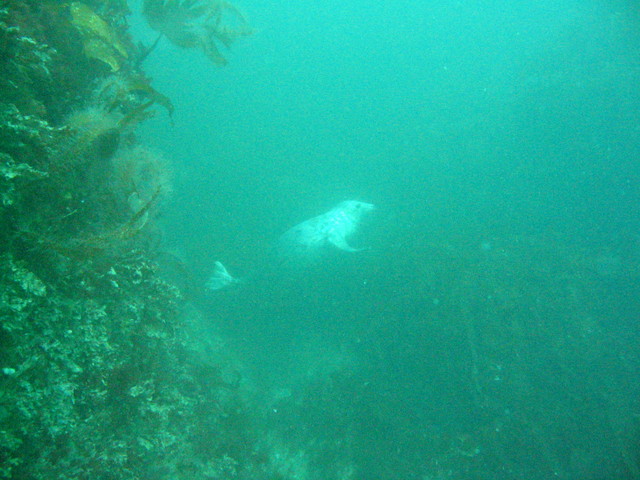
[1,0,640,478]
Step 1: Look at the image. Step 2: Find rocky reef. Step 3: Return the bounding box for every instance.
[0,2,266,479]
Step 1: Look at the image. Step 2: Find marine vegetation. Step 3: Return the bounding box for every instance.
[142,0,253,65]
[0,2,285,480]
[70,1,129,72]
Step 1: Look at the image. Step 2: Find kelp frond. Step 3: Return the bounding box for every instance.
[70,2,129,71]
[142,0,252,66]
[22,188,163,261]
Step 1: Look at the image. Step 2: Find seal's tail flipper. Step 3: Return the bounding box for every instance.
[206,261,240,290]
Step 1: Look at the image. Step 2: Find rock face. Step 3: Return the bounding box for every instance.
[0,3,259,479]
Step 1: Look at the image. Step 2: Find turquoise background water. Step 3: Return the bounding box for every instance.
[131,1,640,478]
[135,0,640,253]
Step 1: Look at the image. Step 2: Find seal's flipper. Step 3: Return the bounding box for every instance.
[206,261,240,290]
[329,235,365,252]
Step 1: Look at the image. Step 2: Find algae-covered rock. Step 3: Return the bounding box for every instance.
[0,153,47,207]
[0,2,265,480]
[0,249,260,480]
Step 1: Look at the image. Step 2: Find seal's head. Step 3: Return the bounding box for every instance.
[336,200,375,222]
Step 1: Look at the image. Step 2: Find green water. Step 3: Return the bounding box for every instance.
[132,0,640,478]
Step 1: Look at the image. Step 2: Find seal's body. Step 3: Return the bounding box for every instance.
[207,200,375,290]
[276,200,375,260]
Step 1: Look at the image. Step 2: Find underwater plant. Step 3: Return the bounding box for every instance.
[142,0,252,65]
[93,74,174,119]
[111,146,172,201]
[69,1,129,72]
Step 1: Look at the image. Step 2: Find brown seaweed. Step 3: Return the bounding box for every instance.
[142,0,252,65]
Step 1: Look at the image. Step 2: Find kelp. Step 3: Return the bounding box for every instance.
[105,74,174,120]
[0,3,173,264]
[70,2,128,71]
[142,0,252,65]
[22,187,162,261]
[91,74,174,128]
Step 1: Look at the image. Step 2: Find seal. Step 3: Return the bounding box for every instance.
[207,200,375,290]
[276,200,375,260]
